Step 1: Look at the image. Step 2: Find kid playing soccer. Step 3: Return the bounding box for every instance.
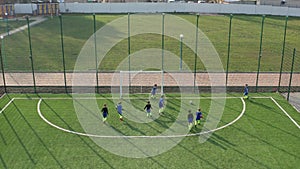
[243,84,249,99]
[116,102,123,121]
[187,110,194,130]
[101,104,109,123]
[150,84,158,99]
[158,95,165,115]
[195,108,203,126]
[144,101,152,117]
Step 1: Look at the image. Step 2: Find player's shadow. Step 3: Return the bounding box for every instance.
[42,100,115,168]
[206,133,236,150]
[124,121,147,135]
[175,141,220,169]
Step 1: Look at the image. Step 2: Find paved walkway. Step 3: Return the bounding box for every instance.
[0,16,47,37]
[0,72,299,87]
[1,72,299,111]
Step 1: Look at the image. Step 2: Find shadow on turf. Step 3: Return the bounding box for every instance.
[42,99,115,168]
[206,133,274,168]
[207,133,236,150]
[9,96,65,168]
[109,125,169,167]
[1,96,36,165]
[0,154,7,169]
[231,119,300,160]
[244,109,300,140]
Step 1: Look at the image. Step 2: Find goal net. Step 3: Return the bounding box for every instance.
[119,70,164,98]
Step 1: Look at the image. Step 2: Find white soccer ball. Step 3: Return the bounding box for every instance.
[189,100,193,105]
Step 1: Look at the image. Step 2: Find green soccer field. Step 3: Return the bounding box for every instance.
[0,93,299,168]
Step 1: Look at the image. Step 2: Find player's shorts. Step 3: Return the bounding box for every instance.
[103,113,108,118]
[146,109,151,113]
[188,118,193,123]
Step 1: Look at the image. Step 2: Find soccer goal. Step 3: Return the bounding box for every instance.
[119,70,164,98]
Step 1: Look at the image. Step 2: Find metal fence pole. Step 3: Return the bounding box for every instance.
[287,48,296,101]
[255,15,265,92]
[93,13,99,93]
[0,36,6,93]
[128,13,131,88]
[179,34,183,71]
[1,36,6,70]
[59,14,67,93]
[27,16,36,93]
[161,13,165,95]
[278,15,288,92]
[226,14,233,87]
[193,14,199,93]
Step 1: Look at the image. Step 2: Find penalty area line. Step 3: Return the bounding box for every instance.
[37,97,246,138]
[0,93,6,100]
[0,98,15,114]
[270,97,300,129]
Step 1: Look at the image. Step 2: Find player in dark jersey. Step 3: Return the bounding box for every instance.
[101,104,109,123]
[144,101,152,117]
[195,108,203,126]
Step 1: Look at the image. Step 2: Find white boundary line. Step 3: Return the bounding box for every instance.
[0,98,15,114]
[0,93,6,100]
[37,97,246,138]
[270,97,300,129]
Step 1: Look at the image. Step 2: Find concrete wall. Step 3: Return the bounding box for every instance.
[15,3,37,14]
[14,3,300,17]
[260,0,300,8]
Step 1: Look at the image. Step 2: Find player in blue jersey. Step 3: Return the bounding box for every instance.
[151,84,158,99]
[116,102,123,122]
[195,108,203,126]
[101,104,109,123]
[158,95,165,115]
[144,101,152,117]
[243,84,249,99]
[187,110,194,130]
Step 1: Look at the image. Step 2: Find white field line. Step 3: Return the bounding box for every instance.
[0,93,6,100]
[0,98,15,114]
[15,96,271,100]
[270,97,300,129]
[37,97,246,138]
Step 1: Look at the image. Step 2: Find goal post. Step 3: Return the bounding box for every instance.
[119,70,164,98]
